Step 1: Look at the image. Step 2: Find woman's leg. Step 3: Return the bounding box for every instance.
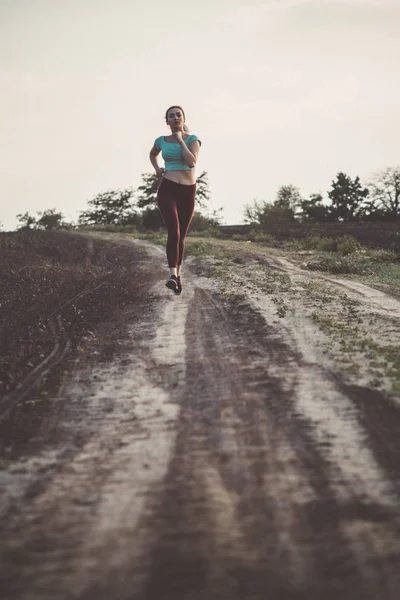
[157,180,180,268]
[176,184,196,268]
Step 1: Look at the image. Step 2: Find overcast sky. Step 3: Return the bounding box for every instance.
[1,0,399,230]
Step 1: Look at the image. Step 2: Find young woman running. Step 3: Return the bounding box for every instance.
[149,105,202,295]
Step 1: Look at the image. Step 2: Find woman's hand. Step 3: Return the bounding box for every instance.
[173,130,184,142]
[155,167,165,178]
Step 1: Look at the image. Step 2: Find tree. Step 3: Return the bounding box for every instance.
[243,199,296,225]
[243,199,270,225]
[36,208,64,230]
[275,185,302,213]
[136,174,160,209]
[78,188,137,226]
[243,185,299,225]
[136,170,211,210]
[327,172,369,221]
[16,212,37,229]
[368,167,400,220]
[299,193,330,222]
[190,207,224,232]
[194,171,211,209]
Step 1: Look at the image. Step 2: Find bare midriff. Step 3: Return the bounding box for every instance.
[163,170,196,185]
[162,135,196,185]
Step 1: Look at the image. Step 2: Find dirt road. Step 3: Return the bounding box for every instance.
[1,232,400,599]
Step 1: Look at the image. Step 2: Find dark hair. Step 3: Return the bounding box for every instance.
[165,105,186,122]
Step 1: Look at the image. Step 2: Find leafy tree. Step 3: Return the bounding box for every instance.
[368,167,400,219]
[357,197,386,222]
[275,185,302,214]
[243,185,299,225]
[136,170,211,210]
[36,208,64,230]
[78,188,137,226]
[190,207,224,232]
[243,199,270,225]
[299,193,330,222]
[195,171,211,209]
[243,199,296,225]
[136,174,160,209]
[327,172,369,221]
[16,211,37,229]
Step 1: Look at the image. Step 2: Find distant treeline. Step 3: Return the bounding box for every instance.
[219,221,400,252]
[243,167,400,225]
[9,165,399,233]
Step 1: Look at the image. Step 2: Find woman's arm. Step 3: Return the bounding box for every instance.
[174,133,200,168]
[149,144,164,176]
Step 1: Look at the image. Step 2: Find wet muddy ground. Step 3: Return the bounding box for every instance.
[1,230,400,599]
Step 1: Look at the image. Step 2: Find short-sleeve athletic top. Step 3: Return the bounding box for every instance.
[154,134,202,171]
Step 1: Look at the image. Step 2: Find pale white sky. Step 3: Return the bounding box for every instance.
[1,0,399,229]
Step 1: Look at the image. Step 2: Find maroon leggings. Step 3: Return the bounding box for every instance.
[157,177,196,268]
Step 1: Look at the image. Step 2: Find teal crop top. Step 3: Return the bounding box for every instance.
[154,134,202,171]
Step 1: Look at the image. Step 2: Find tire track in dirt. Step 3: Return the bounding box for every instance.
[198,253,400,598]
[0,271,191,599]
[0,232,123,419]
[0,279,110,418]
[142,283,390,599]
[1,240,400,599]
[0,314,71,417]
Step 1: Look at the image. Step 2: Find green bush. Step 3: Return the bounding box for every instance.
[185,240,215,257]
[285,234,364,254]
[367,249,399,263]
[284,236,337,251]
[253,232,277,245]
[317,237,339,252]
[231,233,248,241]
[304,255,373,275]
[336,235,361,255]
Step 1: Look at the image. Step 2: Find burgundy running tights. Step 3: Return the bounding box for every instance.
[157,177,196,268]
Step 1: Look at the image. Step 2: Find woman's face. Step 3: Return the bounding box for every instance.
[166,107,184,129]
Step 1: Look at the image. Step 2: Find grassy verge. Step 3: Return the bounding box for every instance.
[299,278,400,393]
[278,235,400,291]
[126,231,400,287]
[114,231,400,393]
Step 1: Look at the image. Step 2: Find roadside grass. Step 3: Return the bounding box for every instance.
[112,231,400,392]
[303,249,399,276]
[119,231,400,291]
[279,235,400,289]
[127,232,167,246]
[302,279,400,393]
[363,264,400,290]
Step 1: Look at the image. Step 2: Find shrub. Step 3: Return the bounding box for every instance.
[284,236,338,251]
[253,232,277,245]
[336,235,361,255]
[303,236,338,251]
[185,240,215,257]
[304,255,373,275]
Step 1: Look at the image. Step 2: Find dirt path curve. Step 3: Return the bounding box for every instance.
[1,238,400,600]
